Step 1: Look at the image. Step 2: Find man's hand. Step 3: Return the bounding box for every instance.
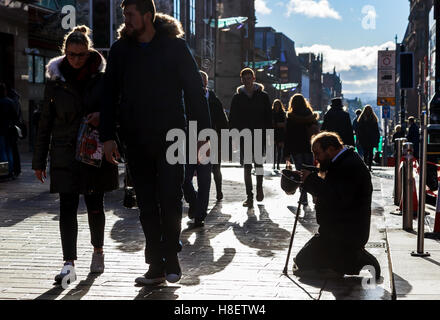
[86,112,100,127]
[34,169,46,183]
[285,159,293,170]
[301,169,312,183]
[103,140,120,165]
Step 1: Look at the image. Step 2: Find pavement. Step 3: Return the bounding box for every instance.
[0,153,438,300]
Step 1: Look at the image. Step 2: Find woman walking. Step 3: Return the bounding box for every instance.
[272,99,286,171]
[32,26,119,284]
[284,94,319,205]
[357,105,380,171]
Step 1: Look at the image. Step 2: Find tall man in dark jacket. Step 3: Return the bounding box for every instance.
[293,132,380,279]
[229,68,272,208]
[321,97,355,146]
[100,0,211,285]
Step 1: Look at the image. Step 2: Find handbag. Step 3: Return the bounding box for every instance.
[75,117,103,168]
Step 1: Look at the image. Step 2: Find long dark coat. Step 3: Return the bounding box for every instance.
[284,113,319,157]
[303,147,372,249]
[321,106,355,146]
[32,51,119,194]
[357,119,380,150]
[99,13,211,147]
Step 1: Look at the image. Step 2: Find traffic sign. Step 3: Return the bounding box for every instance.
[382,105,391,119]
[377,50,396,106]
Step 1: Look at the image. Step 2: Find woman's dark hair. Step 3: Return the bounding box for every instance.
[287,93,319,120]
[62,25,93,54]
[311,131,344,152]
[358,105,378,123]
[121,0,156,21]
[272,99,285,112]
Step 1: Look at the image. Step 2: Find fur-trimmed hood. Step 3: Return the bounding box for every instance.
[117,13,185,40]
[236,83,265,95]
[45,50,106,81]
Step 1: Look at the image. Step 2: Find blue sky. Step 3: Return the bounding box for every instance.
[255,0,411,99]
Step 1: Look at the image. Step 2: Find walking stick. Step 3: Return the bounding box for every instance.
[283,189,306,275]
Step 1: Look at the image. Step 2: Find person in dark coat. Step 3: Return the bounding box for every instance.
[32,26,119,285]
[352,109,363,158]
[357,105,380,171]
[392,125,405,143]
[200,71,228,202]
[406,116,420,159]
[0,82,18,177]
[271,99,286,171]
[229,68,272,208]
[293,132,380,279]
[284,94,319,206]
[99,1,211,285]
[321,97,355,146]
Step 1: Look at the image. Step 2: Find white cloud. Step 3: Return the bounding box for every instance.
[255,0,272,15]
[296,41,395,73]
[296,41,396,96]
[286,0,341,20]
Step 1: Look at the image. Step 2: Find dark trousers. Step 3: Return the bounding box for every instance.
[9,138,20,176]
[59,193,105,261]
[126,144,184,265]
[363,147,374,170]
[212,163,222,195]
[183,163,212,221]
[294,234,376,274]
[244,163,263,198]
[273,144,283,169]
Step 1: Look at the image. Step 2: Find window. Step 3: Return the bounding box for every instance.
[174,0,180,20]
[190,0,195,36]
[27,54,47,84]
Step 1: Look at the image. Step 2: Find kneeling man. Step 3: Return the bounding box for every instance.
[294,131,380,279]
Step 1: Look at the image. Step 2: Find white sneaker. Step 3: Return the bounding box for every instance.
[90,252,105,273]
[54,262,77,284]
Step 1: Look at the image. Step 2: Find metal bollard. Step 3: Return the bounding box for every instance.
[394,138,407,205]
[412,111,430,257]
[402,142,414,231]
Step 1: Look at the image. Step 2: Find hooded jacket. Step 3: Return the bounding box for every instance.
[228,83,272,132]
[99,13,211,147]
[32,50,119,194]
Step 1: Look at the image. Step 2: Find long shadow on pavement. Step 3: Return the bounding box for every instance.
[231,204,291,257]
[179,202,236,286]
[35,273,100,300]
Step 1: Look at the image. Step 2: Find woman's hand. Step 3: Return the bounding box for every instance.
[34,169,46,183]
[86,112,100,127]
[285,159,293,170]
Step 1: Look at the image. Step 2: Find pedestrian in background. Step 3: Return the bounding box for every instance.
[200,71,228,202]
[0,82,18,178]
[272,99,286,171]
[100,0,211,286]
[7,85,26,177]
[352,109,363,158]
[392,125,405,143]
[284,94,319,206]
[182,71,222,228]
[229,68,272,208]
[406,116,420,159]
[357,105,380,171]
[321,97,355,146]
[32,26,119,285]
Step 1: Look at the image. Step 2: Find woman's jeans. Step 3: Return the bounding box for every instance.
[0,136,14,176]
[59,193,105,261]
[292,153,314,204]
